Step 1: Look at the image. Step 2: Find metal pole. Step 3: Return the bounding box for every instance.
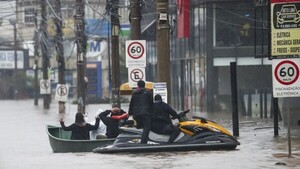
[273,97,279,136]
[287,104,292,156]
[156,0,171,103]
[230,62,239,137]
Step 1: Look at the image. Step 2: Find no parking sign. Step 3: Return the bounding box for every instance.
[128,67,146,87]
[272,58,300,97]
[54,84,69,102]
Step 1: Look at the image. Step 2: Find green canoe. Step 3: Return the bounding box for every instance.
[46,125,115,153]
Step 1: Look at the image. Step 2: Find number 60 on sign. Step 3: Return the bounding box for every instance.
[272,59,300,98]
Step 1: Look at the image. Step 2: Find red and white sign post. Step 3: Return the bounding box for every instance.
[126,40,146,68]
[126,40,147,87]
[128,67,146,87]
[271,0,300,156]
[272,58,300,98]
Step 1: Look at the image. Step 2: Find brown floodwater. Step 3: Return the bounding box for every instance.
[0,99,299,169]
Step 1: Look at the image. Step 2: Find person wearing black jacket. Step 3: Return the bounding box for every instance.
[60,112,100,140]
[151,94,181,143]
[128,80,153,144]
[99,104,128,138]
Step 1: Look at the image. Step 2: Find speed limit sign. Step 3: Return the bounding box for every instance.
[126,40,146,67]
[272,59,300,97]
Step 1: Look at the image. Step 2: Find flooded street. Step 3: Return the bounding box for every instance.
[0,99,299,169]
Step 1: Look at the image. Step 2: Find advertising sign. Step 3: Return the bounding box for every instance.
[271,0,300,58]
[153,82,168,103]
[0,51,24,69]
[86,40,106,58]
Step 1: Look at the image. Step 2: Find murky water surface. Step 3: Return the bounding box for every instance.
[0,100,299,169]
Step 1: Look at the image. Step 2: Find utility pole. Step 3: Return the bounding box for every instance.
[130,0,141,40]
[34,1,39,106]
[156,0,171,102]
[75,0,87,114]
[110,0,121,107]
[9,19,17,99]
[55,0,65,114]
[40,0,50,109]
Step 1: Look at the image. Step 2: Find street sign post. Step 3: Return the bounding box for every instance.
[272,58,300,97]
[128,67,146,87]
[153,82,168,103]
[54,84,69,102]
[272,58,300,156]
[271,0,300,157]
[40,79,51,94]
[125,40,146,67]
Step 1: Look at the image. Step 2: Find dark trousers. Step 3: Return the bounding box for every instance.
[134,115,151,144]
[151,120,181,143]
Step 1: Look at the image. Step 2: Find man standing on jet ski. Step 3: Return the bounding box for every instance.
[128,80,153,144]
[151,94,181,143]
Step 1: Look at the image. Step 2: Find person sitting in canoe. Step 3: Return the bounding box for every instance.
[99,104,129,138]
[89,109,107,139]
[59,112,100,140]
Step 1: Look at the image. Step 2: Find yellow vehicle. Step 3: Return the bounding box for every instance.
[177,111,234,137]
[119,81,153,95]
[94,110,239,153]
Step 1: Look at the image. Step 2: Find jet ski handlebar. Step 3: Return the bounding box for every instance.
[172,109,190,122]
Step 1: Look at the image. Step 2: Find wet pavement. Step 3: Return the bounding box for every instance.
[0,99,299,169]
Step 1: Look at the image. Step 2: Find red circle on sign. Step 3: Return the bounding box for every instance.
[127,42,144,59]
[274,60,299,85]
[130,69,144,82]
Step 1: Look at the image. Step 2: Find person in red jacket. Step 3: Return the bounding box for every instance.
[99,104,128,138]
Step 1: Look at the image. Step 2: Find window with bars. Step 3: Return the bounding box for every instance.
[24,7,35,24]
